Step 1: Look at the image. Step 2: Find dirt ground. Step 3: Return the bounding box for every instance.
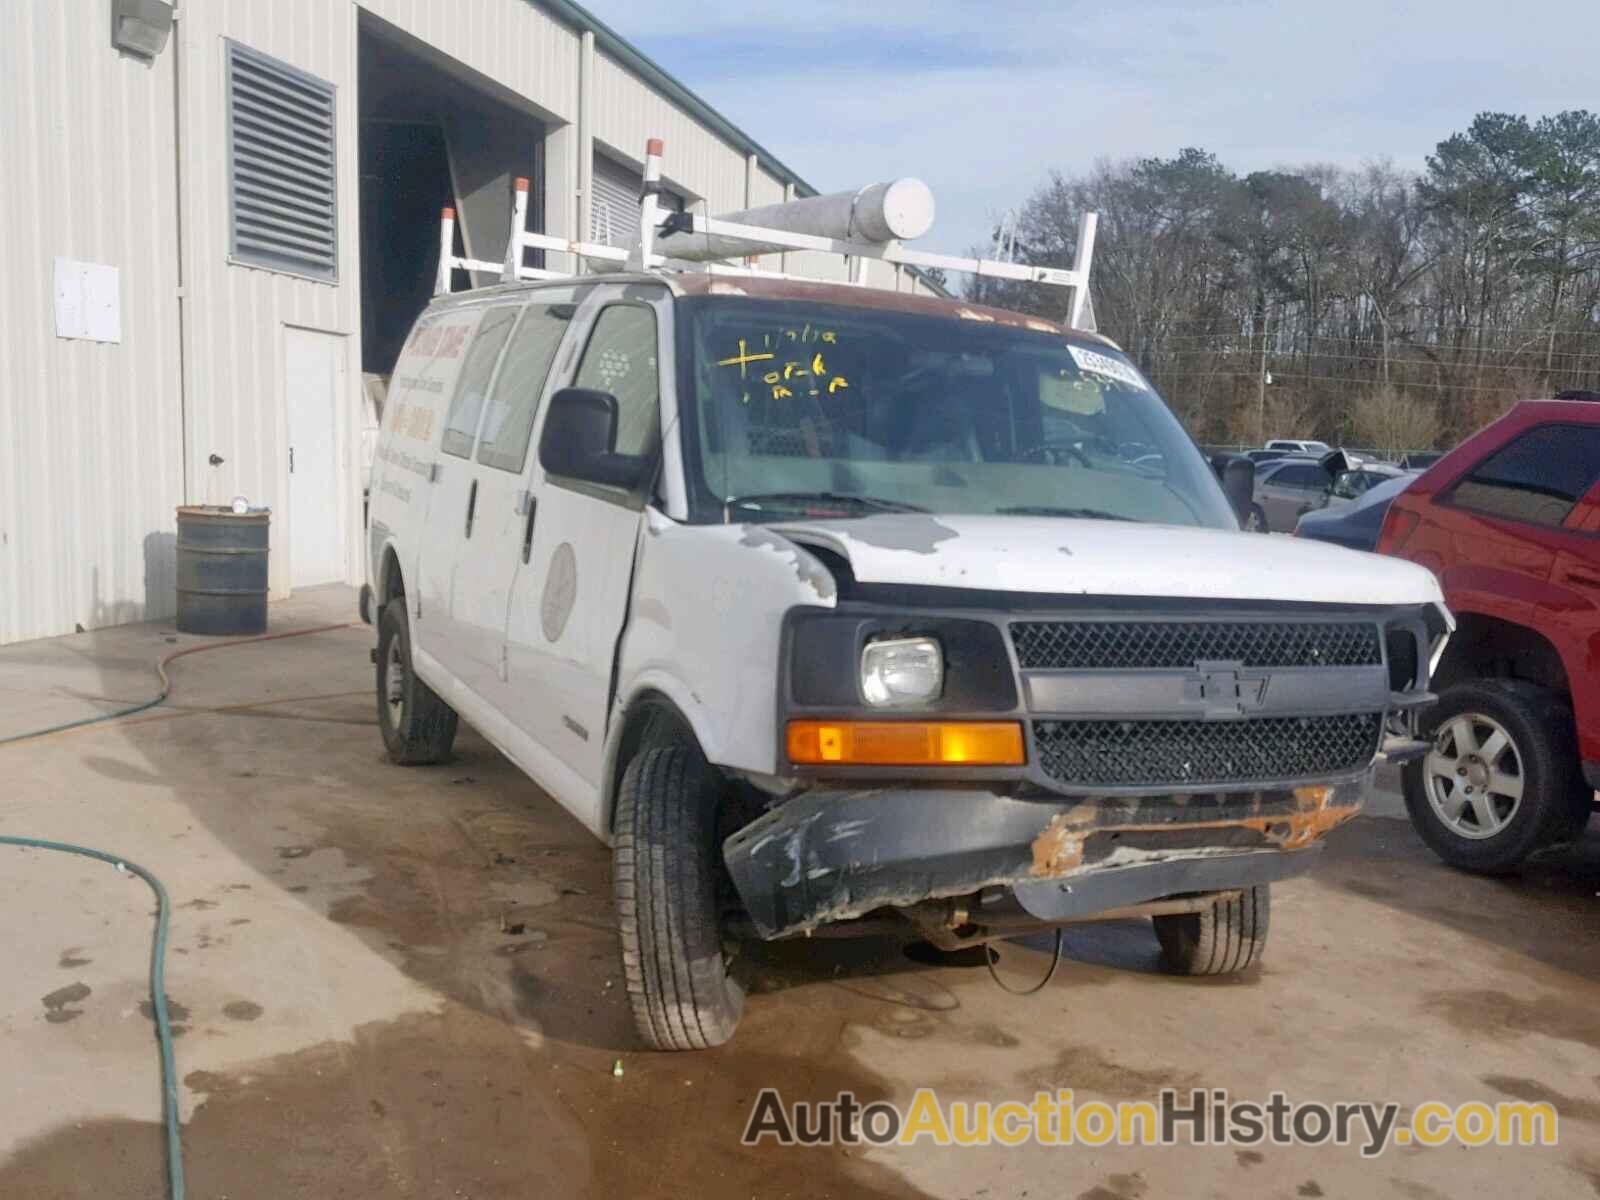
[1,586,1597,1199]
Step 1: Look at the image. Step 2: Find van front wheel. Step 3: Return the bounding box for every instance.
[614,741,744,1050]
[376,603,458,765]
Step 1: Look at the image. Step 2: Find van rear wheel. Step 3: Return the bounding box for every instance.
[376,603,458,765]
[1153,885,1269,975]
[614,741,744,1050]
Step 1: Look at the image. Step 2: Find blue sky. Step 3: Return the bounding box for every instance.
[587,0,1600,256]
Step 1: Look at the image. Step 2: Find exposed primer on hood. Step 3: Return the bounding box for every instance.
[764,514,1446,608]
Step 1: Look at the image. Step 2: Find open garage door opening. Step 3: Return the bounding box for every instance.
[357,16,546,377]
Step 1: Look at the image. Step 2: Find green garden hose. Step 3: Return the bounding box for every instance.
[0,838,183,1200]
[0,621,354,1200]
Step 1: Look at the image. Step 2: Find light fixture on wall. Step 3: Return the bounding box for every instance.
[111,0,175,58]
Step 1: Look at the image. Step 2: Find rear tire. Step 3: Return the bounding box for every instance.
[614,742,744,1050]
[1154,885,1269,975]
[376,603,458,765]
[1402,679,1589,872]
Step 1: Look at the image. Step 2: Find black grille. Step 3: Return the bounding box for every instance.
[1033,713,1383,788]
[1011,620,1381,670]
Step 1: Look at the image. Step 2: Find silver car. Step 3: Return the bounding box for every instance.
[1252,458,1333,531]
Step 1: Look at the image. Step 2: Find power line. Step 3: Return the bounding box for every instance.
[1159,349,1600,371]
[1149,369,1565,393]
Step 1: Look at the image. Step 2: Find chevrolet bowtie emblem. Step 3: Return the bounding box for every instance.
[1184,661,1272,718]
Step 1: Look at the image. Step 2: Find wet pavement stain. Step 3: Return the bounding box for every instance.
[57,948,90,968]
[1480,1074,1600,1124]
[0,1002,927,1200]
[1016,1044,1201,1101]
[1236,1150,1265,1167]
[41,982,90,1024]
[1423,989,1600,1052]
[138,998,192,1037]
[222,1000,264,1022]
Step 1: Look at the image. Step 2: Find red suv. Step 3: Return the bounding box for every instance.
[1377,399,1599,871]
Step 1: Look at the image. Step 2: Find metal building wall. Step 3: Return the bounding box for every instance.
[0,1,184,645]
[176,1,364,604]
[0,0,935,646]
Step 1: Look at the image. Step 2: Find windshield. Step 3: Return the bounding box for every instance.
[675,298,1236,528]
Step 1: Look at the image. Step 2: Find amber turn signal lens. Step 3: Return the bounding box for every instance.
[786,720,1026,766]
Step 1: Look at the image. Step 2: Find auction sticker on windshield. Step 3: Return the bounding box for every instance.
[1068,344,1148,390]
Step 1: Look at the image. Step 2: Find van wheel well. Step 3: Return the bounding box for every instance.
[608,696,694,833]
[1434,613,1570,701]
[606,696,765,839]
[379,549,405,612]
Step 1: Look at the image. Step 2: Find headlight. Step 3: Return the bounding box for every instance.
[860,637,943,707]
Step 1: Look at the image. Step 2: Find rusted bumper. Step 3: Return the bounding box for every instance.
[723,776,1366,938]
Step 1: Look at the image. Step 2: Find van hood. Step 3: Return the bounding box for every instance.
[764,513,1444,608]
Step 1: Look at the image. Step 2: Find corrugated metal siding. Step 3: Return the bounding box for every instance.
[0,0,935,646]
[0,1,183,644]
[590,51,747,215]
[179,0,362,603]
[358,0,580,118]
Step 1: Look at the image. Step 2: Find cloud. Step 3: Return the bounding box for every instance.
[585,0,1600,256]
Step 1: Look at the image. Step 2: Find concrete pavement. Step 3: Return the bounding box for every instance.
[0,587,1596,1198]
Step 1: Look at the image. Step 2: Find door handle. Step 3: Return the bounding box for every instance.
[1564,567,1600,589]
[288,446,295,475]
[521,497,538,564]
[464,479,478,539]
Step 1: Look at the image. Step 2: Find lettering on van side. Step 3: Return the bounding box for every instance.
[375,444,435,482]
[404,321,471,359]
[388,403,437,443]
[392,374,446,396]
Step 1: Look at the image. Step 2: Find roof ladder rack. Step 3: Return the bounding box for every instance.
[435,138,1098,330]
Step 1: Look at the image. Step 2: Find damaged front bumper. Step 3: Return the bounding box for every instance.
[723,776,1367,939]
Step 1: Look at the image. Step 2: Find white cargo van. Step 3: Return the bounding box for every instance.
[363,272,1450,1050]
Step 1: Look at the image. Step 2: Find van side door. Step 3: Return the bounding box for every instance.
[503,284,670,823]
[414,303,520,683]
[447,289,586,698]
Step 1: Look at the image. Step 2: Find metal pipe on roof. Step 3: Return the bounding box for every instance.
[658,179,935,263]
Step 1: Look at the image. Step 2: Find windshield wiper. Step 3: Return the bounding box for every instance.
[723,492,928,520]
[994,505,1135,521]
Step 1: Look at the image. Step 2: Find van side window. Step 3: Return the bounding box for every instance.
[1449,424,1600,528]
[440,307,518,458]
[574,305,660,457]
[477,305,572,473]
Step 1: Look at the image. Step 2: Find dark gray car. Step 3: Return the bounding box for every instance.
[1293,473,1415,551]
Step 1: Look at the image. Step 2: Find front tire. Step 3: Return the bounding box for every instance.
[1402,679,1589,873]
[1154,885,1269,975]
[614,742,744,1051]
[376,603,458,765]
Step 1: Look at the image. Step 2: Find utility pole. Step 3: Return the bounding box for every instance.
[1256,313,1270,444]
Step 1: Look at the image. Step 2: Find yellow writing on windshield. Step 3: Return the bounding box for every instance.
[720,329,849,403]
[715,338,775,378]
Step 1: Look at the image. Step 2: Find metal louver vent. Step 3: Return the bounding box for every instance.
[226,41,337,280]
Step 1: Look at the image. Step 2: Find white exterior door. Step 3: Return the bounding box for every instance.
[284,328,346,587]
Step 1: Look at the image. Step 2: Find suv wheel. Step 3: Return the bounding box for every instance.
[1402,679,1589,872]
[376,603,459,765]
[614,740,744,1050]
[1153,885,1269,975]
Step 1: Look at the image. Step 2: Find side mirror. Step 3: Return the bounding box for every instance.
[1213,453,1255,525]
[539,388,650,491]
